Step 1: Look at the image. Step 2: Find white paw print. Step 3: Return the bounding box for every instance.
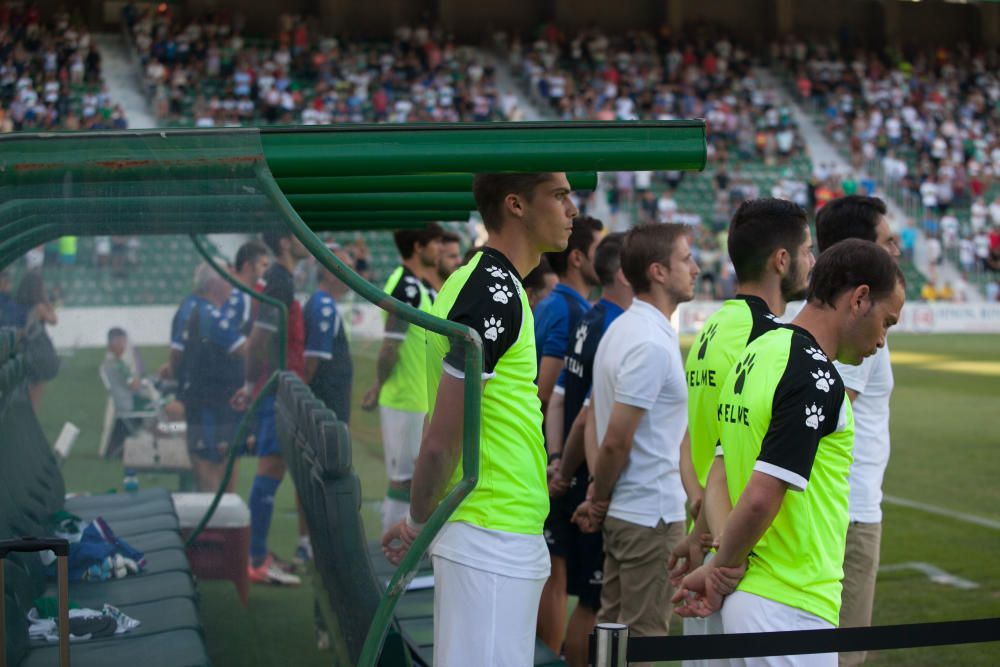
[321,306,333,317]
[483,316,504,342]
[811,369,835,392]
[319,321,330,332]
[804,403,825,430]
[804,346,828,362]
[404,285,418,299]
[489,282,513,304]
[485,265,508,280]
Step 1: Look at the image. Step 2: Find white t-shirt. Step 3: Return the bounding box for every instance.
[835,343,893,523]
[592,299,688,528]
[429,521,549,580]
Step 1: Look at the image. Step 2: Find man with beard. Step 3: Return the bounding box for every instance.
[362,223,444,532]
[815,196,901,667]
[672,198,814,664]
[533,214,603,652]
[427,231,462,298]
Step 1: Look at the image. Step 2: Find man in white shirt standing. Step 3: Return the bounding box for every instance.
[577,223,699,659]
[816,195,901,667]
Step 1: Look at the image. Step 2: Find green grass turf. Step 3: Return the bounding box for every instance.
[36,334,1000,666]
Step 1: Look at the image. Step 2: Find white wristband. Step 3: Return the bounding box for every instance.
[405,513,425,532]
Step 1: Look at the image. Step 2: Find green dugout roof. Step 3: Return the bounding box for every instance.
[0,120,706,667]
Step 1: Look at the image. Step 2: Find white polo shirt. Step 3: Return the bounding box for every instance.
[592,299,688,528]
[835,342,893,523]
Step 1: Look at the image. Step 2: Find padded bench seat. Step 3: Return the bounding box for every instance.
[21,629,210,667]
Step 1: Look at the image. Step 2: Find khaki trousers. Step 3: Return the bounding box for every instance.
[838,521,882,667]
[598,516,686,666]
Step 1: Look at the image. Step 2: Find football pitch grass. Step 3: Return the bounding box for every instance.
[36,333,1000,666]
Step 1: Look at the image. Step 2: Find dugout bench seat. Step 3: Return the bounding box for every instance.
[1,328,210,667]
[275,372,562,667]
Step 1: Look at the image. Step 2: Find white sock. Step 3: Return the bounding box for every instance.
[381,498,410,534]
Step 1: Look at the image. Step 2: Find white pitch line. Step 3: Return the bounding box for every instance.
[879,562,979,590]
[883,494,1000,531]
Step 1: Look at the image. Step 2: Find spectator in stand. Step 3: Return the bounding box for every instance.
[791,40,1000,270]
[0,7,126,132]
[128,11,515,127]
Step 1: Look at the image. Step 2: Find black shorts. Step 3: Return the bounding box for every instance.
[544,493,572,559]
[186,402,241,463]
[562,470,604,610]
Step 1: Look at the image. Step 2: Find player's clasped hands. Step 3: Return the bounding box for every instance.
[667,530,716,586]
[381,519,420,566]
[547,460,569,498]
[671,560,747,618]
[571,482,608,533]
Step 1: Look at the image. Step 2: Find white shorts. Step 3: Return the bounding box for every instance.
[379,406,425,481]
[431,555,547,667]
[683,553,726,667]
[720,591,836,667]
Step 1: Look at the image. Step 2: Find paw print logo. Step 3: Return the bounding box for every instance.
[488,282,513,304]
[589,570,603,585]
[321,306,334,317]
[319,321,330,333]
[483,316,504,342]
[697,322,719,360]
[811,369,835,392]
[573,323,589,354]
[485,265,508,280]
[804,404,825,430]
[404,285,418,299]
[225,308,237,319]
[804,346,828,362]
[733,353,756,395]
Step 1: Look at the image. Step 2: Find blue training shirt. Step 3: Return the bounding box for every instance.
[170,294,201,352]
[180,296,246,406]
[304,289,353,422]
[533,283,591,366]
[220,289,254,335]
[555,298,625,439]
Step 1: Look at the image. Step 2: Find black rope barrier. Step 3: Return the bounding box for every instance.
[589,617,1000,664]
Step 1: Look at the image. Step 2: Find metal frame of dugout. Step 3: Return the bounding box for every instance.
[0,120,706,667]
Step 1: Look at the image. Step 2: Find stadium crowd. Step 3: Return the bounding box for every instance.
[507,28,803,164]
[0,5,128,132]
[785,40,1000,289]
[125,7,517,127]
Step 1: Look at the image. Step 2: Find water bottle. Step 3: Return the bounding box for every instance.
[123,468,139,493]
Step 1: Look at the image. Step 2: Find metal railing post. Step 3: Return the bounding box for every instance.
[594,623,630,667]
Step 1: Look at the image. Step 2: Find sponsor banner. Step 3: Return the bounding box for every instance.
[675,301,1000,335]
[48,300,1000,349]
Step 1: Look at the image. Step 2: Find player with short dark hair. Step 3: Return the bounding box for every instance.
[672,199,815,657]
[673,240,906,667]
[534,214,603,651]
[816,195,901,667]
[547,232,632,667]
[362,223,443,532]
[382,171,577,665]
[231,229,311,585]
[523,255,558,311]
[430,231,463,296]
